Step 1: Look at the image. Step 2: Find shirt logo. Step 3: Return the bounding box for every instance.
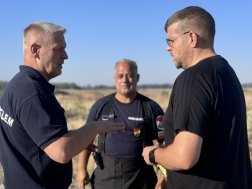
[0,106,14,127]
[128,117,144,121]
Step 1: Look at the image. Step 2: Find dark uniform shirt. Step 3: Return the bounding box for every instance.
[0,66,72,189]
[163,55,252,189]
[87,93,164,159]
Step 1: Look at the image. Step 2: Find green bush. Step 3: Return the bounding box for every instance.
[0,88,4,96]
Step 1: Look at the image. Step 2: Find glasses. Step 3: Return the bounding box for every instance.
[166,31,189,47]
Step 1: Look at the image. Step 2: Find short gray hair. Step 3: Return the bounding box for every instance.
[23,21,66,53]
[114,59,138,73]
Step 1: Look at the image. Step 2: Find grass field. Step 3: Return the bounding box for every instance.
[0,88,252,189]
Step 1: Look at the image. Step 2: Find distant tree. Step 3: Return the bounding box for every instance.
[52,82,81,89]
[242,83,252,88]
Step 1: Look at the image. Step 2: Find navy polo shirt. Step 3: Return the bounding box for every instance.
[0,66,72,189]
[87,93,164,159]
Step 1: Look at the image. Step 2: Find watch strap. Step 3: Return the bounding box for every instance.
[149,148,158,164]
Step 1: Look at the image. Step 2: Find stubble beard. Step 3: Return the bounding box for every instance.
[173,57,183,69]
[175,60,183,69]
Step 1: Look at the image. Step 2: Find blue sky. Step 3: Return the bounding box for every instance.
[0,0,251,86]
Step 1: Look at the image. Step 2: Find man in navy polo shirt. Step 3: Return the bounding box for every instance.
[77,59,164,189]
[0,22,124,189]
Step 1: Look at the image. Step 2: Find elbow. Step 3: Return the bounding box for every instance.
[54,155,71,164]
[175,152,200,170]
[177,159,198,170]
[45,149,72,164]
[50,153,72,164]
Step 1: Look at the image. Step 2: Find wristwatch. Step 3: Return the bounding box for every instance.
[149,148,158,164]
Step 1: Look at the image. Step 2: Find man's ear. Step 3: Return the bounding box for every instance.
[189,31,198,48]
[137,74,140,82]
[31,43,41,58]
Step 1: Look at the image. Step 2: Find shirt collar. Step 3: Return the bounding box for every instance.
[19,65,55,92]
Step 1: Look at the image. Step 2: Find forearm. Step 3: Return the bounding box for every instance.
[154,145,185,171]
[45,122,99,164]
[78,149,92,170]
[154,131,203,170]
[144,130,202,171]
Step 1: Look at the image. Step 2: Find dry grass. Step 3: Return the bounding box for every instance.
[56,89,168,188]
[57,88,252,188]
[0,88,251,189]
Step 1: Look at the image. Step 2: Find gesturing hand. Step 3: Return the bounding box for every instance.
[94,121,124,134]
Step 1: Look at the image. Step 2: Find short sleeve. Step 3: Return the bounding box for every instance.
[86,101,101,123]
[148,101,164,139]
[18,94,68,150]
[173,65,215,138]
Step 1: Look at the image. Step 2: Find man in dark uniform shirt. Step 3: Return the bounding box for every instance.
[142,6,252,189]
[77,59,164,189]
[0,22,123,189]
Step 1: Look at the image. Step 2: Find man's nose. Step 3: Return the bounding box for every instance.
[166,45,171,51]
[62,50,68,59]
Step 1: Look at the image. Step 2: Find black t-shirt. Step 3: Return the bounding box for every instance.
[163,56,252,189]
[87,93,164,159]
[0,66,72,189]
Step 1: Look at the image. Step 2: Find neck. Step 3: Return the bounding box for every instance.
[115,91,137,103]
[186,47,217,69]
[24,58,50,81]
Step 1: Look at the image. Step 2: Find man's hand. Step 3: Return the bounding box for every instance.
[77,168,90,189]
[86,143,97,152]
[93,121,124,134]
[142,146,157,165]
[155,175,167,189]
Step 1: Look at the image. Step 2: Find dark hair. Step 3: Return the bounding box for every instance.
[164,6,215,44]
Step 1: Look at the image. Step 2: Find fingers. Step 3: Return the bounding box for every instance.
[77,169,89,189]
[84,177,90,185]
[154,142,161,148]
[142,146,156,165]
[86,143,98,152]
[155,182,161,189]
[77,179,84,188]
[86,147,96,152]
[155,175,165,189]
[108,122,124,131]
[96,121,124,134]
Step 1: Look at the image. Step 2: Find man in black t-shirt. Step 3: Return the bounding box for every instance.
[77,59,164,189]
[142,6,252,189]
[0,22,123,189]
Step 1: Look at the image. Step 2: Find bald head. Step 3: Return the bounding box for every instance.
[23,22,66,54]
